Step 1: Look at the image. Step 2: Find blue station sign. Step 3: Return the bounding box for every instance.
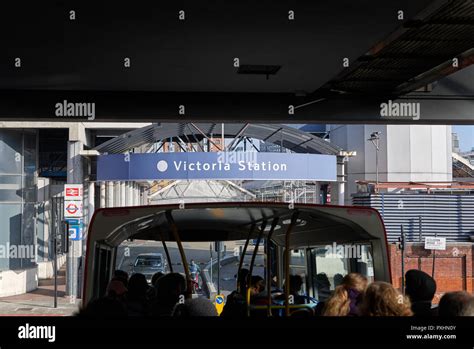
[97,152,337,181]
[66,218,83,241]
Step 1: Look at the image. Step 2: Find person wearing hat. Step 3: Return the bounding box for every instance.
[405,269,438,316]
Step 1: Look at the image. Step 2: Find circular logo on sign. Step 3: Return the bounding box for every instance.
[157,160,168,172]
[66,203,78,214]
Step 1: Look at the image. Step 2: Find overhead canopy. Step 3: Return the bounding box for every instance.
[149,180,256,203]
[94,123,342,155]
[1,1,473,123]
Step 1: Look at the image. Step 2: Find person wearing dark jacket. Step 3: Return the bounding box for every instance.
[220,268,249,318]
[405,269,438,316]
[439,291,474,316]
[125,273,151,316]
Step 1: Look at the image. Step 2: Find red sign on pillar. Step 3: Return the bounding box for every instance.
[64,184,83,201]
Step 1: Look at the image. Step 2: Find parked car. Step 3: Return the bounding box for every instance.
[130,253,167,283]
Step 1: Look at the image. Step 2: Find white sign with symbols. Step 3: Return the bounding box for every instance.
[424,237,446,251]
[64,200,83,218]
[65,184,83,201]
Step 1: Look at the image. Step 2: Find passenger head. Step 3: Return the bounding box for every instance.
[155,273,187,303]
[438,291,473,317]
[405,269,436,303]
[236,268,250,293]
[289,275,304,295]
[333,273,344,287]
[79,297,127,317]
[360,282,412,316]
[322,273,368,316]
[461,297,474,316]
[106,279,128,299]
[127,273,149,300]
[151,272,164,288]
[249,275,265,296]
[315,273,331,301]
[315,273,331,290]
[173,298,218,317]
[113,269,129,287]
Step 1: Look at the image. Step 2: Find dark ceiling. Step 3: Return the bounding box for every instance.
[1,0,434,92]
[0,0,473,123]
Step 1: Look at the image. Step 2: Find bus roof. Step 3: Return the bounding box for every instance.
[87,202,387,248]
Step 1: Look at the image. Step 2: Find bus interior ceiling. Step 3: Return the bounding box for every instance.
[85,202,391,293]
[89,203,385,248]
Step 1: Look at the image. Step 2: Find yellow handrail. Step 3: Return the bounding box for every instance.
[266,217,280,316]
[284,211,299,316]
[246,220,267,316]
[165,210,190,295]
[236,223,255,293]
[159,229,173,273]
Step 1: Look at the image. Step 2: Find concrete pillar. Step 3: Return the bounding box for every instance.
[337,158,346,206]
[124,181,130,206]
[131,183,135,206]
[100,182,106,208]
[136,183,140,206]
[114,181,120,207]
[127,181,133,207]
[37,178,50,261]
[140,187,145,205]
[88,181,95,223]
[120,181,126,207]
[134,183,139,206]
[132,181,136,206]
[111,182,115,207]
[66,141,83,299]
[106,181,114,207]
[314,181,320,204]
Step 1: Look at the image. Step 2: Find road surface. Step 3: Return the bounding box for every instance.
[116,240,264,297]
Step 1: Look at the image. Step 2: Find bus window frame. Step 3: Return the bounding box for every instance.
[306,241,374,300]
[92,242,114,300]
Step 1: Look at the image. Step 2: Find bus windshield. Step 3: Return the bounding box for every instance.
[135,257,162,268]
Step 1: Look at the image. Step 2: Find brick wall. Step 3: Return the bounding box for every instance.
[388,243,473,303]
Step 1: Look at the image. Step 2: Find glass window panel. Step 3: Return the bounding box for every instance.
[23,175,37,202]
[311,243,374,301]
[36,202,47,262]
[289,249,307,295]
[23,131,37,176]
[0,130,22,175]
[0,175,22,202]
[0,203,23,270]
[21,203,36,269]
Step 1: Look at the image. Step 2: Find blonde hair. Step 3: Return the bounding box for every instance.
[360,281,413,316]
[322,273,368,316]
